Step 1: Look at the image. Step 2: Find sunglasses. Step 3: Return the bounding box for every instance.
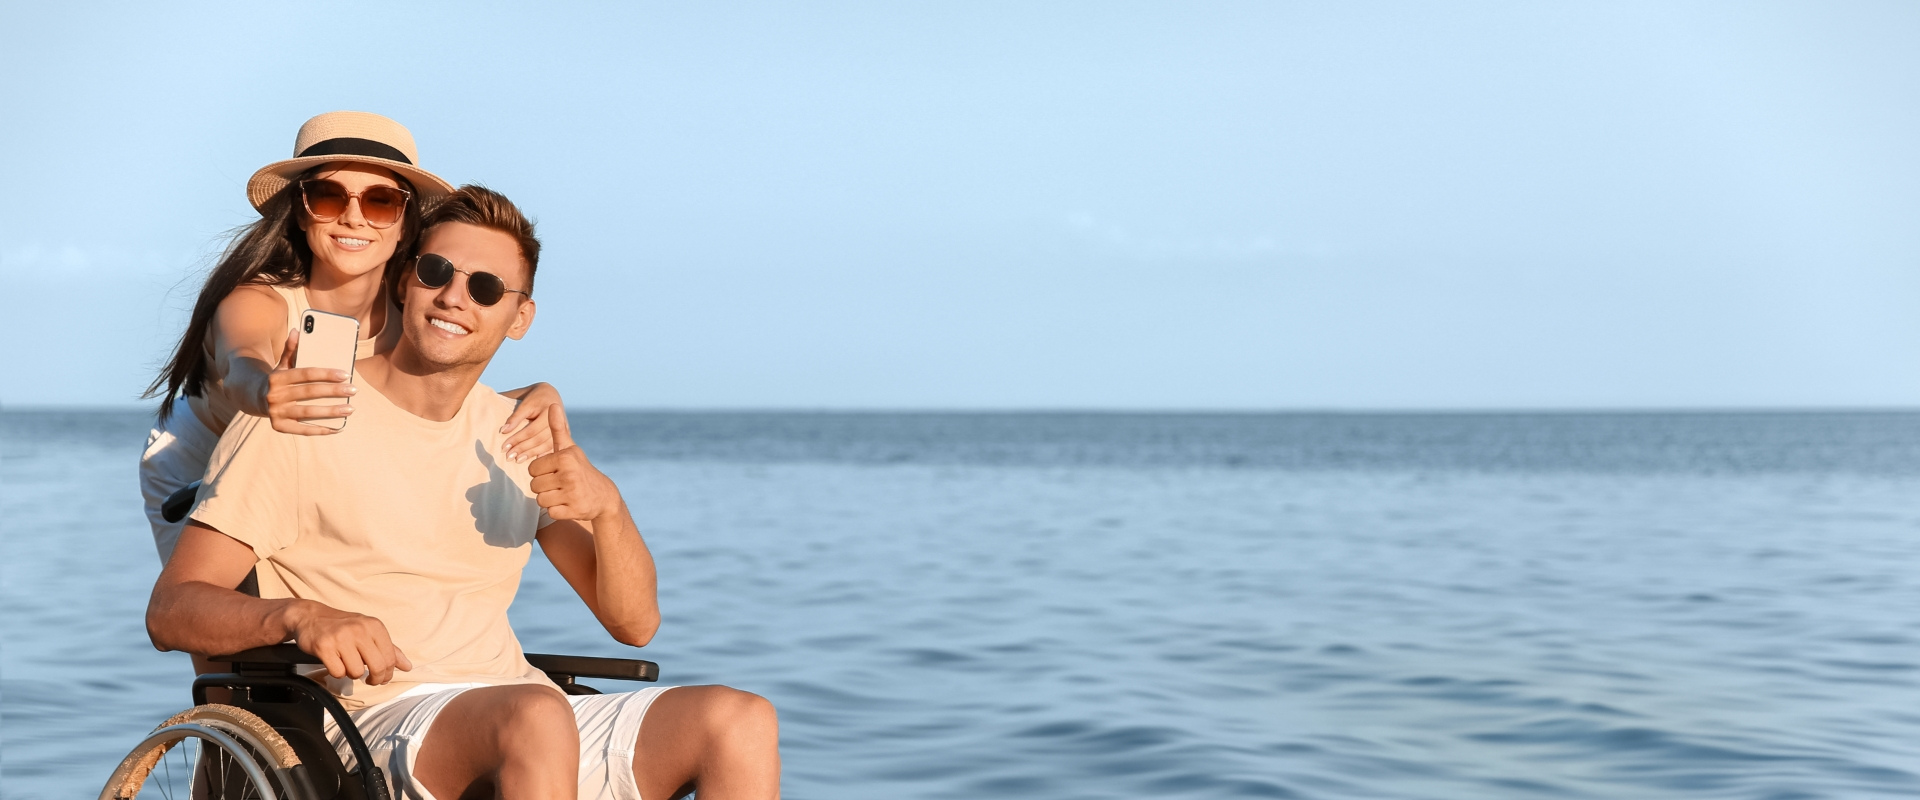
[299,179,412,229]
[413,253,530,306]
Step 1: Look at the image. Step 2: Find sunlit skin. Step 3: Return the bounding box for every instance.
[191,162,563,450]
[174,167,565,679]
[357,222,539,417]
[150,219,782,800]
[296,164,405,319]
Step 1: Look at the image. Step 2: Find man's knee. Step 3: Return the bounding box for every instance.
[690,686,777,749]
[489,685,580,752]
[418,685,580,796]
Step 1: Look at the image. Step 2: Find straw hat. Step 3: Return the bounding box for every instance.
[246,111,455,213]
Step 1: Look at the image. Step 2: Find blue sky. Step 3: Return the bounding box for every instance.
[4,2,1918,409]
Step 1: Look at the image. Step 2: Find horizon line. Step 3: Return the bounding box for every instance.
[11,403,1920,416]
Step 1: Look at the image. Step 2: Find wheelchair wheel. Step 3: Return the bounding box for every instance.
[99,704,317,800]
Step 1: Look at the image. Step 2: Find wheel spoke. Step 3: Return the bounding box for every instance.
[158,742,176,800]
[110,710,293,800]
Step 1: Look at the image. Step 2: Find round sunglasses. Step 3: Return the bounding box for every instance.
[413,253,530,306]
[299,179,412,229]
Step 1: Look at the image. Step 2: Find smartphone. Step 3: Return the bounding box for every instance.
[292,309,361,430]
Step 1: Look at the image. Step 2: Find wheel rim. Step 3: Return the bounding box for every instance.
[100,723,281,800]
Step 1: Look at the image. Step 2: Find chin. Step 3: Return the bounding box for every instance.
[412,345,468,369]
[409,338,492,371]
[314,254,393,283]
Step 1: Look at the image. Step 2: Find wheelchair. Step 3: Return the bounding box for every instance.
[98,645,659,800]
[101,483,661,800]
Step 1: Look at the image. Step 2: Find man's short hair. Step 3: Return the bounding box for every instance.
[420,185,542,295]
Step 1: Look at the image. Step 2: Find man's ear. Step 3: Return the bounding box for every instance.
[506,298,536,341]
[391,264,415,309]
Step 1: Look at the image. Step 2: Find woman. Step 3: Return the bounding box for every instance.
[141,111,564,563]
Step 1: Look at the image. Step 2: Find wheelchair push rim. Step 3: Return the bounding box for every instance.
[100,704,314,800]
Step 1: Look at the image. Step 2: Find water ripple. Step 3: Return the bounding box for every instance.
[10,412,1920,799]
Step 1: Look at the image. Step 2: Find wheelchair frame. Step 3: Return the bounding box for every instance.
[138,483,661,799]
[187,644,659,800]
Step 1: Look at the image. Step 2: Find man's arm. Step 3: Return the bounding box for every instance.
[147,522,414,684]
[530,407,660,646]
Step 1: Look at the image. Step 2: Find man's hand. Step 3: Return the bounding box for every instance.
[528,406,623,523]
[285,600,414,685]
[529,405,659,647]
[151,524,417,684]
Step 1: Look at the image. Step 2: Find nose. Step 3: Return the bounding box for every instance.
[432,270,472,310]
[339,195,369,228]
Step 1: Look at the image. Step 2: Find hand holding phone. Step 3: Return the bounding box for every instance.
[266,310,360,433]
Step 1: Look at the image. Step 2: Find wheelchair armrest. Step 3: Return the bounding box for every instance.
[161,480,203,524]
[526,653,659,684]
[209,648,661,684]
[210,643,315,675]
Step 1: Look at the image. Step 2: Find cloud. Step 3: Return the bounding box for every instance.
[1,244,93,275]
[2,243,192,281]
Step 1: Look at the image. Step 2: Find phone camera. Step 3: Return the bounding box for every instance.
[304,315,315,334]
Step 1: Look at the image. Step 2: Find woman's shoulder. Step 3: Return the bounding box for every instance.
[212,282,299,330]
[222,281,297,309]
[224,281,288,302]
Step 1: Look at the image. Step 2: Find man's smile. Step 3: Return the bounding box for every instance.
[427,316,471,336]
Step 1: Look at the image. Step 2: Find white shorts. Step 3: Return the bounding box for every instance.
[323,683,678,800]
[139,397,221,563]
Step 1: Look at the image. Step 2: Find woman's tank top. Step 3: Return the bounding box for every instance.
[189,283,401,435]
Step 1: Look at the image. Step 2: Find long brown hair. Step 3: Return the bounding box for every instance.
[145,168,422,420]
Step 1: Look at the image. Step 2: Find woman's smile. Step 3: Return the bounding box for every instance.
[301,163,404,280]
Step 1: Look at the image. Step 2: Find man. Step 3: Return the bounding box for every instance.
[147,186,779,800]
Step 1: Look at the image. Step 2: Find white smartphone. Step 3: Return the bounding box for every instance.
[292,309,361,430]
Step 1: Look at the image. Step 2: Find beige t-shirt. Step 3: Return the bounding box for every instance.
[191,373,558,710]
[195,283,402,436]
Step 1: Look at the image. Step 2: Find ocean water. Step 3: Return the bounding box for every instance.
[5,410,1920,799]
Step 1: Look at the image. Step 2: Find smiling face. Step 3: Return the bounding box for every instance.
[397,221,537,373]
[297,162,407,284]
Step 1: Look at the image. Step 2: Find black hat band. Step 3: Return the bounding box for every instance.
[296,137,413,165]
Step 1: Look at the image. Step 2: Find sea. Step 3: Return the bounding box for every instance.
[4,410,1919,799]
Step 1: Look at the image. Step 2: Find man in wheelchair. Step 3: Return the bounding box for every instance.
[144,186,780,800]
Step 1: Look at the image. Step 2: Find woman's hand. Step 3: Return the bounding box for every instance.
[261,329,356,434]
[502,382,565,462]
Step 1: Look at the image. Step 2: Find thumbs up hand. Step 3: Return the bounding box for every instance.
[527,406,622,524]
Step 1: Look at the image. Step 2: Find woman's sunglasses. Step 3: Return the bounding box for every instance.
[413,253,530,306]
[299,179,412,229]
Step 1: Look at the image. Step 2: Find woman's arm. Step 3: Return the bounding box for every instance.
[498,381,565,462]
[207,285,357,434]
